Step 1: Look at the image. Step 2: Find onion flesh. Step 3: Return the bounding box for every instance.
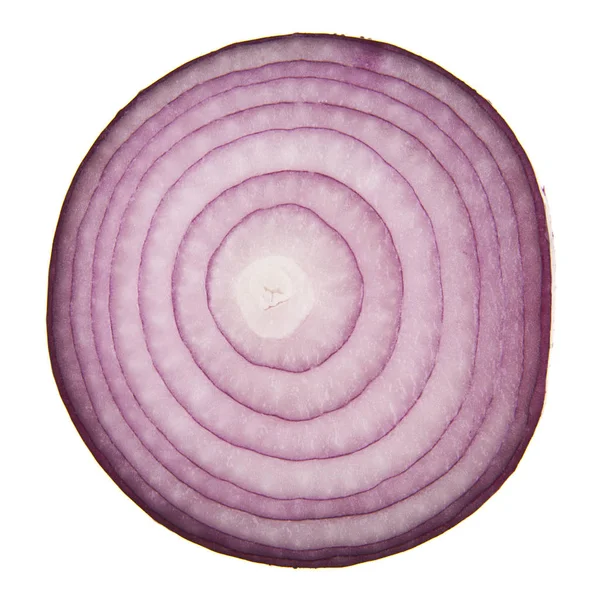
[47,34,551,567]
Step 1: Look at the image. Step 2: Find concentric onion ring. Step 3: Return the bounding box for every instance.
[47,34,551,567]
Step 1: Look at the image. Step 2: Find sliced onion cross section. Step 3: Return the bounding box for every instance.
[48,34,551,568]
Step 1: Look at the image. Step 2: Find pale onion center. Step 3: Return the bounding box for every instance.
[235,255,314,339]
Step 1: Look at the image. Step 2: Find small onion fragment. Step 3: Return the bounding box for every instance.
[47,34,551,567]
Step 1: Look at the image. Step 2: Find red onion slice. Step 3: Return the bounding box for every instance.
[47,34,551,567]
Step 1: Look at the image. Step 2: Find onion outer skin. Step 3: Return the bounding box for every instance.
[47,33,551,568]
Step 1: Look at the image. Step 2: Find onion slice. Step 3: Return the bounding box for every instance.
[47,34,551,567]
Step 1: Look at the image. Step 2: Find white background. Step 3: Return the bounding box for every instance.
[2,1,596,598]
